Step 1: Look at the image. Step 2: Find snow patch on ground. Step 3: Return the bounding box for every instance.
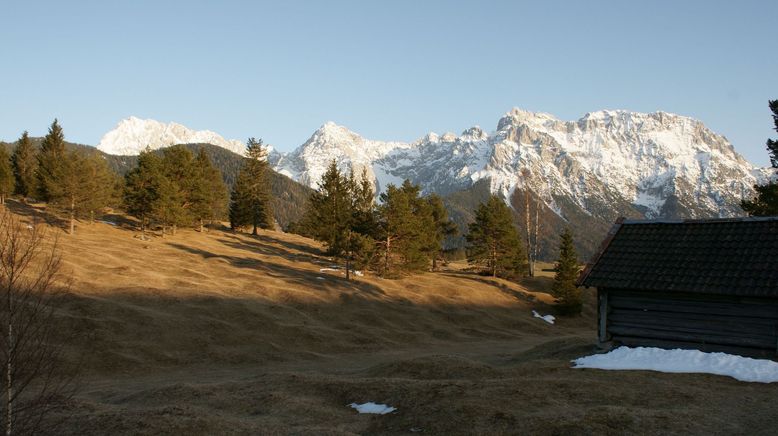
[348,402,396,414]
[572,346,778,383]
[532,310,555,324]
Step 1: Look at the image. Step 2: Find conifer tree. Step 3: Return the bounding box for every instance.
[742,100,778,215]
[551,227,582,315]
[156,145,196,235]
[229,138,273,234]
[376,180,437,275]
[427,193,457,271]
[306,160,352,255]
[11,131,37,198]
[46,150,114,234]
[124,149,163,238]
[351,167,376,235]
[300,163,377,277]
[465,195,525,278]
[191,148,228,232]
[0,148,14,205]
[36,119,66,202]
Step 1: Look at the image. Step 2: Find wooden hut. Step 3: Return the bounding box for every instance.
[577,217,778,357]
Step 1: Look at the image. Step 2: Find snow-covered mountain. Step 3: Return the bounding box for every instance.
[95,109,769,226]
[97,116,247,156]
[275,109,769,220]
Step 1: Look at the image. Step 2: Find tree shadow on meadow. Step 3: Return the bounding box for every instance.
[165,240,387,298]
[440,271,555,309]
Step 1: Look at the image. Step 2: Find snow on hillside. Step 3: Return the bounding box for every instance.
[573,346,778,383]
[97,116,247,156]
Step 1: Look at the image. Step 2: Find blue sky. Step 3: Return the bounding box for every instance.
[1,0,776,165]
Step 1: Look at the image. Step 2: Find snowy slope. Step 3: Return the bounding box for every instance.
[274,108,769,220]
[97,116,247,156]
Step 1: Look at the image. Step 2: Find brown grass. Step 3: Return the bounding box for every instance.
[5,200,775,435]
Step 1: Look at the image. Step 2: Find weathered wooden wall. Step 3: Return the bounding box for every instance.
[600,288,778,357]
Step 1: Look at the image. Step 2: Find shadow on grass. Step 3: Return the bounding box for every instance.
[439,271,556,311]
[166,240,387,298]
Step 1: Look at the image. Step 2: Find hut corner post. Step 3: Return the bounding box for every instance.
[597,288,612,350]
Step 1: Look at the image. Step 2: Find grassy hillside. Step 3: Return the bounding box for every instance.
[0,202,768,435]
[0,140,313,229]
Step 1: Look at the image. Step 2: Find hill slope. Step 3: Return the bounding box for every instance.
[6,204,771,436]
[0,140,313,229]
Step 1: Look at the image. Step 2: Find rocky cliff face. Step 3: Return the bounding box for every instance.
[276,108,767,221]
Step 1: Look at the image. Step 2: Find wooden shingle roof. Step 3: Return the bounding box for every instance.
[578,217,778,297]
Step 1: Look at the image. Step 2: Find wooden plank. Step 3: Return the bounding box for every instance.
[608,318,776,343]
[598,289,609,343]
[608,325,775,349]
[608,294,778,319]
[608,311,778,337]
[612,336,777,359]
[609,308,778,327]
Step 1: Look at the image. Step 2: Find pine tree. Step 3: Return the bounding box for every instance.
[299,163,377,278]
[465,195,525,278]
[191,148,228,232]
[742,100,778,215]
[352,168,376,235]
[551,227,582,315]
[124,149,163,238]
[45,150,114,234]
[229,138,274,234]
[376,180,437,275]
[36,119,66,202]
[11,131,37,198]
[427,193,457,271]
[305,160,352,255]
[156,145,197,235]
[0,148,14,205]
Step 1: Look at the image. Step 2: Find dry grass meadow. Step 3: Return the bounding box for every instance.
[8,200,777,435]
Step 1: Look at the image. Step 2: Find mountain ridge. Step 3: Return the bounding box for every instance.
[7,108,769,259]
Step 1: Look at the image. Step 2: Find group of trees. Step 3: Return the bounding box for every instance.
[2,119,232,238]
[124,145,229,237]
[296,160,581,313]
[295,161,456,277]
[4,121,118,234]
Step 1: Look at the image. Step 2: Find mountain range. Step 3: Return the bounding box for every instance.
[35,109,776,258]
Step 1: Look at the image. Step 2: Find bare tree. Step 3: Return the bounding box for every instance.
[0,211,70,435]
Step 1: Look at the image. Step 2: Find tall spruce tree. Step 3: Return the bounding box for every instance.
[229,138,273,234]
[300,163,376,277]
[0,148,14,205]
[11,131,37,198]
[36,119,66,202]
[306,160,352,255]
[465,195,525,278]
[45,150,114,234]
[426,194,457,271]
[376,180,437,275]
[742,100,778,215]
[124,149,163,238]
[551,227,582,315]
[191,148,229,232]
[156,145,197,235]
